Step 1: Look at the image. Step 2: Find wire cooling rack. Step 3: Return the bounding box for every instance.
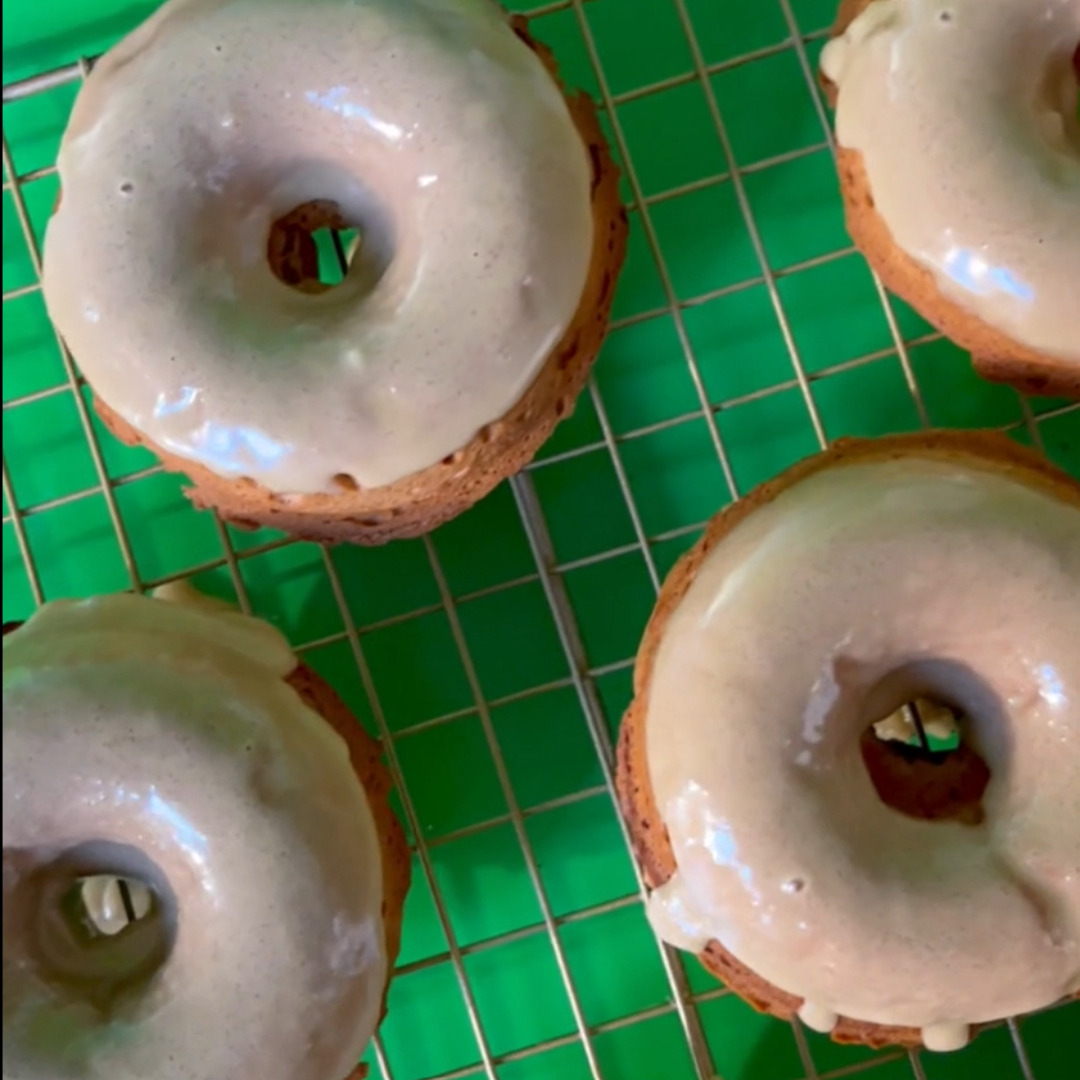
[3,1,1078,1078]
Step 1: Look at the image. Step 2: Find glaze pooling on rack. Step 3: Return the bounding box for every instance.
[644,456,1080,1050]
[2,593,387,1080]
[41,0,593,494]
[821,0,1080,363]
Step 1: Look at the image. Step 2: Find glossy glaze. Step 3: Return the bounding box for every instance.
[821,0,1080,362]
[42,0,593,493]
[643,457,1080,1047]
[3,592,386,1080]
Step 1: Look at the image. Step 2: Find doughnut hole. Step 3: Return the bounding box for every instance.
[3,840,177,1016]
[267,199,362,294]
[858,663,993,827]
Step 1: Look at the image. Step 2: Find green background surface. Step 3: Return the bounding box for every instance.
[3,1,1078,1079]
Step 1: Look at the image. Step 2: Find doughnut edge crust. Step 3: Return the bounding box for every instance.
[614,429,1080,1050]
[823,0,1080,401]
[284,660,412,1028]
[91,17,629,545]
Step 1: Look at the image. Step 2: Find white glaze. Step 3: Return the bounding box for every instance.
[797,1000,839,1035]
[922,1022,971,1053]
[42,0,593,494]
[3,594,386,1080]
[643,456,1080,1047]
[821,0,1080,363]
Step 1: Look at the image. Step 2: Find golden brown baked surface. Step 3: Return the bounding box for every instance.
[825,0,1079,400]
[615,429,1080,1049]
[93,18,629,544]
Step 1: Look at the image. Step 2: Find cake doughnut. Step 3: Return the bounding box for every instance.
[3,587,410,1079]
[820,0,1080,398]
[616,431,1080,1051]
[42,0,627,544]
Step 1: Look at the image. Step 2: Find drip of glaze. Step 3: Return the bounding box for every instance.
[645,878,712,954]
[797,1000,839,1035]
[922,1022,971,1052]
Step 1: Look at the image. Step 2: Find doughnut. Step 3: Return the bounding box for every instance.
[2,587,410,1079]
[616,430,1080,1051]
[820,0,1080,398]
[42,0,627,544]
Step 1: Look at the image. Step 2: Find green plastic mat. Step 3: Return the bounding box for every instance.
[3,1,1079,1078]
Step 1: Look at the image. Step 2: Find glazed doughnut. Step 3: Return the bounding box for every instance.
[42,0,627,544]
[3,588,409,1080]
[821,0,1080,398]
[617,431,1080,1051]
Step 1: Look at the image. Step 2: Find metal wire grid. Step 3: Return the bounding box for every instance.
[2,1,1077,1078]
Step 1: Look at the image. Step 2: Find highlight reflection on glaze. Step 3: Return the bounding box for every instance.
[42,0,594,494]
[644,456,1080,1048]
[942,247,1035,304]
[821,0,1080,362]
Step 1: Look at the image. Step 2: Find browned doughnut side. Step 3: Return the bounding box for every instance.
[93,17,629,544]
[615,429,1080,1049]
[824,0,1079,399]
[285,661,411,1025]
